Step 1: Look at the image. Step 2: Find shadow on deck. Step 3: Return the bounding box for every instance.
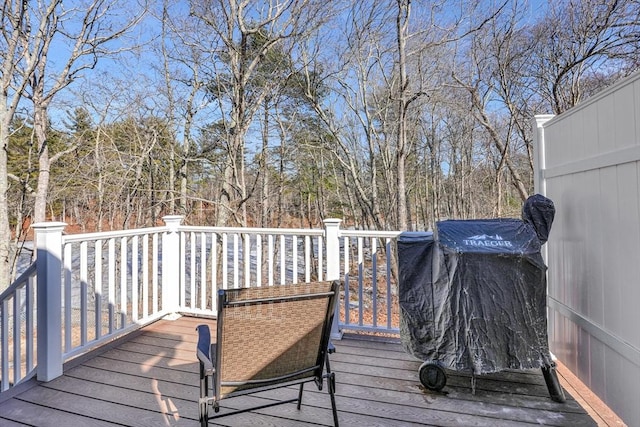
[0,316,602,426]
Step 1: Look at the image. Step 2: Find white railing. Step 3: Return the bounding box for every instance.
[0,216,401,395]
[340,230,401,333]
[176,225,326,315]
[0,263,37,392]
[60,225,170,362]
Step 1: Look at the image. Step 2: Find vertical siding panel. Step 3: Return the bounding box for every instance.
[584,171,604,324]
[599,167,622,334]
[567,113,585,160]
[570,173,586,311]
[597,94,616,152]
[605,353,640,427]
[545,123,565,168]
[577,328,591,386]
[568,172,587,314]
[546,178,563,305]
[567,316,579,371]
[616,163,640,348]
[613,84,636,148]
[637,161,640,349]
[582,103,599,158]
[589,338,606,401]
[635,79,640,143]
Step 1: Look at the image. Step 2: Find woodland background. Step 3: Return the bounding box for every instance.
[2,0,639,285]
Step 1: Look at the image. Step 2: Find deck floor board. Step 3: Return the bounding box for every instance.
[0,316,598,426]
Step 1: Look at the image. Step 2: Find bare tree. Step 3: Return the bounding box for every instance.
[299,0,392,229]
[24,0,145,228]
[190,0,333,227]
[0,1,58,285]
[530,0,640,114]
[151,0,211,218]
[394,0,412,230]
[450,1,535,204]
[449,0,640,209]
[68,77,129,232]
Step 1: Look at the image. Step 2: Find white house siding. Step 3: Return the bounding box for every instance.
[534,70,640,427]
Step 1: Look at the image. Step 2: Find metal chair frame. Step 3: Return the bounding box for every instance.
[196,280,340,426]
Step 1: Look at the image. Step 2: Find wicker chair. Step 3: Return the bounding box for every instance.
[196,280,340,426]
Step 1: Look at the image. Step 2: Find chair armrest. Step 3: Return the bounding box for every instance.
[196,324,214,374]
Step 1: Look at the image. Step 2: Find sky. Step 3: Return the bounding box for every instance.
[40,0,552,133]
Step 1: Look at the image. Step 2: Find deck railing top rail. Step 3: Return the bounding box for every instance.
[179,225,325,236]
[61,225,169,243]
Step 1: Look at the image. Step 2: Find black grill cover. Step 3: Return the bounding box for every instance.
[398,219,552,375]
[522,194,555,244]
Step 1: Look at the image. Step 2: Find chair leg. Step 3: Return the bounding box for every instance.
[328,372,339,426]
[325,352,336,393]
[325,354,339,426]
[199,365,209,426]
[199,401,208,427]
[297,383,304,410]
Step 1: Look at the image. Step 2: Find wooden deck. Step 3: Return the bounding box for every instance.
[0,315,602,426]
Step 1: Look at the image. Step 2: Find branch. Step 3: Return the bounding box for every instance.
[8,174,36,197]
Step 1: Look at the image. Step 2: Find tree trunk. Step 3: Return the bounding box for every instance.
[0,119,12,288]
[260,102,270,228]
[32,104,51,224]
[395,0,410,230]
[95,129,105,231]
[219,133,242,226]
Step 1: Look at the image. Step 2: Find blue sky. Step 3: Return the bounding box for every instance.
[43,0,552,134]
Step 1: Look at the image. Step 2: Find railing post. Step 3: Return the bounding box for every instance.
[533,114,554,196]
[162,215,184,315]
[32,222,66,382]
[324,218,343,340]
[533,115,555,347]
